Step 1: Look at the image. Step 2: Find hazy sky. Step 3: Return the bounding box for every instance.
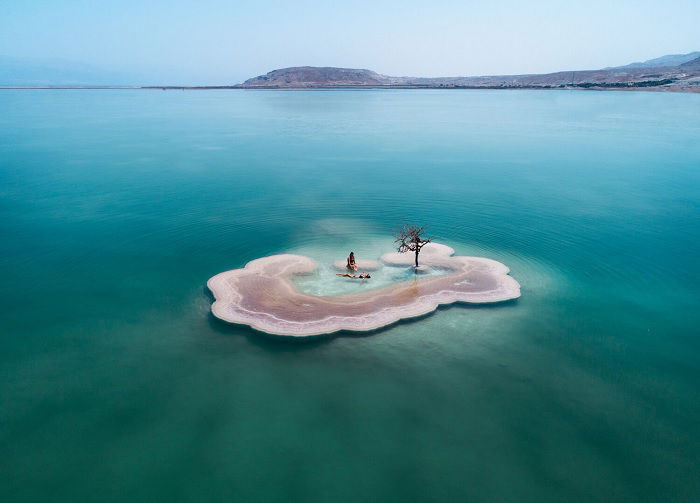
[1,0,699,84]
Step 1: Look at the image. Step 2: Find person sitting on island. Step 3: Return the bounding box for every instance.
[346,252,358,271]
[336,272,371,281]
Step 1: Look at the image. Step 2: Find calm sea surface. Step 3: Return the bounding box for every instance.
[1,89,699,502]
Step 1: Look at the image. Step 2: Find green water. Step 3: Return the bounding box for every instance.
[1,89,699,502]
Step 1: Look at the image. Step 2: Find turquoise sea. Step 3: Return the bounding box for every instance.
[1,89,699,502]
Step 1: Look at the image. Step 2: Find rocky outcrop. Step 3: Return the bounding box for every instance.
[241,67,397,87]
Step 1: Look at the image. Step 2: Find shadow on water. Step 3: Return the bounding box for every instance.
[206,312,331,351]
[203,280,519,352]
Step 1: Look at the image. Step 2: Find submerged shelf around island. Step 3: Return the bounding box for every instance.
[207,243,520,337]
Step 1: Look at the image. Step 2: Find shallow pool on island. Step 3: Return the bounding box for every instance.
[289,238,449,296]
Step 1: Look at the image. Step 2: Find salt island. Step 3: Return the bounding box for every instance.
[208,243,520,337]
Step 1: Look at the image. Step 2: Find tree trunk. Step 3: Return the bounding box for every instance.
[415,249,419,267]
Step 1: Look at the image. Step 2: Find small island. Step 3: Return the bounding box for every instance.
[208,242,520,337]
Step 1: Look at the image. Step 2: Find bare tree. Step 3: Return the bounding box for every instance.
[394,224,431,268]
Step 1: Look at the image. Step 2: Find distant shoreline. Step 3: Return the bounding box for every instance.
[4,53,699,93]
[1,85,699,93]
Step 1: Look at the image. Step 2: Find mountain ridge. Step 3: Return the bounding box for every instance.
[238,52,700,92]
[606,51,700,69]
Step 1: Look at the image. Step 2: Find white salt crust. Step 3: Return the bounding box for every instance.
[208,243,520,337]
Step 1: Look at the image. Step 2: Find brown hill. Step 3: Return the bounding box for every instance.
[237,53,700,92]
[241,67,396,87]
